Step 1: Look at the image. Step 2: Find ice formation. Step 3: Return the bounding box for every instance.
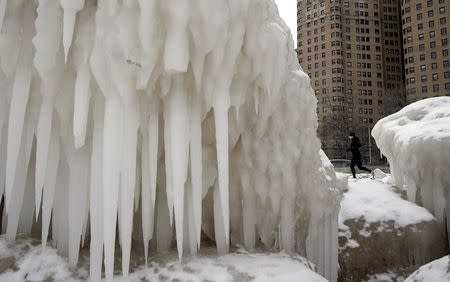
[372,97,450,246]
[0,0,340,281]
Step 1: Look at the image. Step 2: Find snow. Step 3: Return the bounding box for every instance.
[339,176,435,232]
[372,97,450,245]
[0,1,340,281]
[0,238,327,282]
[404,256,450,282]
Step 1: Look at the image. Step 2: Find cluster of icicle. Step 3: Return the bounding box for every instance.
[0,0,340,281]
[372,97,450,247]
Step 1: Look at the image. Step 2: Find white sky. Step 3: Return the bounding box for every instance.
[275,0,297,46]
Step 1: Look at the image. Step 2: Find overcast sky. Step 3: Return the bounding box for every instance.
[275,0,297,46]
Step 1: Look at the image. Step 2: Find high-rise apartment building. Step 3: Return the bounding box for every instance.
[297,0,404,161]
[401,0,450,103]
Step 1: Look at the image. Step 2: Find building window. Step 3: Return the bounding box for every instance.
[421,64,426,71]
[417,14,423,20]
[432,73,438,81]
[431,52,437,59]
[442,28,448,35]
[422,86,428,93]
[439,7,445,14]
[430,31,435,38]
[427,0,433,7]
[428,10,433,17]
[430,41,436,48]
[433,85,439,92]
[429,21,435,28]
[444,49,449,57]
[419,33,424,40]
[416,3,422,10]
[421,75,427,82]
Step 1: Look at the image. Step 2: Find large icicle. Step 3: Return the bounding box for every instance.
[167,75,190,259]
[213,91,230,252]
[118,98,139,276]
[102,97,123,281]
[41,127,60,247]
[59,0,85,63]
[89,97,104,281]
[4,1,35,211]
[189,97,203,248]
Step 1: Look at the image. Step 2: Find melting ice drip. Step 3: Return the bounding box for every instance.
[0,0,340,281]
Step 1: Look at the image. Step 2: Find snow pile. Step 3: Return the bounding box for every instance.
[0,0,339,281]
[404,255,450,282]
[339,177,434,232]
[0,238,327,282]
[372,97,450,244]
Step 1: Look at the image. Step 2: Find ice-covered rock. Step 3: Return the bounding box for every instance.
[404,255,450,282]
[372,97,450,246]
[0,0,340,281]
[339,176,447,281]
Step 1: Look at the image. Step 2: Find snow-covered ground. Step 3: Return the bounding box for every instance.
[0,238,327,282]
[404,255,450,282]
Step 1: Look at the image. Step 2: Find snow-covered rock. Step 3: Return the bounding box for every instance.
[338,176,447,281]
[0,0,340,281]
[372,97,450,246]
[404,255,450,282]
[0,237,328,282]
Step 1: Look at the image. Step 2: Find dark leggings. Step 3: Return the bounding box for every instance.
[350,158,371,178]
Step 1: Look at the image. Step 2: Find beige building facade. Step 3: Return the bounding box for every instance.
[401,0,450,103]
[297,0,404,161]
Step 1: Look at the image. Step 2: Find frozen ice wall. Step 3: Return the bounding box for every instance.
[372,97,450,246]
[0,0,340,281]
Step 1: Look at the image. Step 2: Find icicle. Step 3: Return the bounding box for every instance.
[213,91,230,251]
[6,111,35,241]
[163,0,190,74]
[89,97,104,281]
[118,100,139,276]
[67,146,90,268]
[163,101,174,226]
[168,75,190,259]
[102,97,123,281]
[35,99,54,216]
[41,128,60,247]
[213,182,228,254]
[73,62,91,148]
[241,173,256,250]
[60,0,85,63]
[0,0,6,32]
[141,110,158,263]
[4,2,34,211]
[190,97,202,248]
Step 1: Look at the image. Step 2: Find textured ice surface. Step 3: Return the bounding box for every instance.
[372,97,450,245]
[0,0,340,281]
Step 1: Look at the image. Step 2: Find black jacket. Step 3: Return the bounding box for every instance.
[347,136,362,158]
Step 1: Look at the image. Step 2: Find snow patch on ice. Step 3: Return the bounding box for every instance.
[404,255,450,282]
[339,177,435,232]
